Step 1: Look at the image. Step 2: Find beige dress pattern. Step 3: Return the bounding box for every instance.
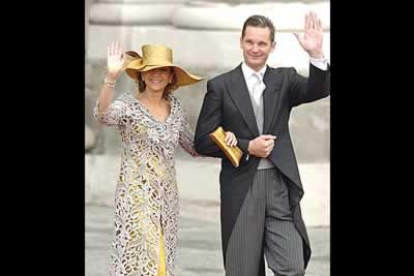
[94,92,197,276]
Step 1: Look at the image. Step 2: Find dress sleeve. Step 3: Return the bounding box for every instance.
[177,100,198,157]
[94,95,128,127]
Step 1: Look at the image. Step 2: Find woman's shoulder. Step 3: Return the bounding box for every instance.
[169,94,180,104]
[169,94,184,113]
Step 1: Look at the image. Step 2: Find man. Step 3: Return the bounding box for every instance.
[194,12,330,276]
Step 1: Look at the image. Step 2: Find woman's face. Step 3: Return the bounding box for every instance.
[142,67,173,93]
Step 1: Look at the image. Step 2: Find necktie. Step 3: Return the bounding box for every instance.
[250,73,266,134]
[251,73,265,106]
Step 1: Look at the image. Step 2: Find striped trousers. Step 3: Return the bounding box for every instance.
[225,168,305,276]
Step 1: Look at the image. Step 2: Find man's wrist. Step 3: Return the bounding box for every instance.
[308,51,324,59]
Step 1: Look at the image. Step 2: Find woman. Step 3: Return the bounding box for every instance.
[94,42,237,276]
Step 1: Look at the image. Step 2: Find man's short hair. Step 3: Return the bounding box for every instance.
[242,15,275,42]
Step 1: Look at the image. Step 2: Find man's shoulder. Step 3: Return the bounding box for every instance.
[208,66,240,85]
[209,71,230,83]
[267,65,294,75]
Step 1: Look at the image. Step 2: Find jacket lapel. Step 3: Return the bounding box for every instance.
[228,65,260,137]
[263,67,282,134]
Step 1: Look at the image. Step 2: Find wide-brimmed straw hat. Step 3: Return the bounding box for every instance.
[124,44,202,87]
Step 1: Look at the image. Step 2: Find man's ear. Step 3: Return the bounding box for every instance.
[270,41,276,53]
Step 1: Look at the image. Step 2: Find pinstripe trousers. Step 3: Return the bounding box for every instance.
[225,168,305,276]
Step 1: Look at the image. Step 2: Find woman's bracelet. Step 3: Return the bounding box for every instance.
[104,77,116,88]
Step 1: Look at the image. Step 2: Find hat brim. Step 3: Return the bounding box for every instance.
[125,63,202,87]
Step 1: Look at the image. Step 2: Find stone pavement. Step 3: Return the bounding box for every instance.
[86,203,329,276]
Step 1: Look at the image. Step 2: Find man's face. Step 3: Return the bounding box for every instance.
[240,26,276,71]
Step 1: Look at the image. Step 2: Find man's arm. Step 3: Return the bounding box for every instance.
[289,63,330,107]
[290,11,330,107]
[194,79,226,158]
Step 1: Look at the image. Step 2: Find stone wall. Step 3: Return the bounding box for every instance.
[85,0,330,162]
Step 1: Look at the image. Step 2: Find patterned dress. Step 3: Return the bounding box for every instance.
[94,92,198,276]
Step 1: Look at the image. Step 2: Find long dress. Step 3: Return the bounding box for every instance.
[94,92,198,276]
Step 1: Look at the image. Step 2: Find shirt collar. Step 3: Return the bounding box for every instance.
[241,62,267,81]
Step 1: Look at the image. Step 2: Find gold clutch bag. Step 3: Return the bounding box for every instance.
[209,126,243,167]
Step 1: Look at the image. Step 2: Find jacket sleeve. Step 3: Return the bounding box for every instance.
[289,63,330,107]
[194,79,226,158]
